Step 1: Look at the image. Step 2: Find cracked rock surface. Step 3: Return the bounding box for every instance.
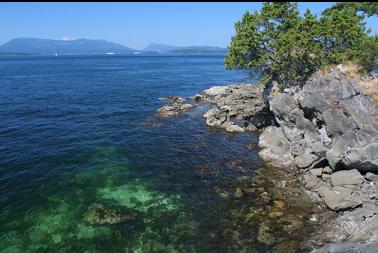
[259,69,378,172]
[201,83,275,132]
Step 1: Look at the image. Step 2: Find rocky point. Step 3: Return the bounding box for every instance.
[157,66,378,252]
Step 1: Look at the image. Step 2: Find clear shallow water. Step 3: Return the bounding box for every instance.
[0,55,315,253]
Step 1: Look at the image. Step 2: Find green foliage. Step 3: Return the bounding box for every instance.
[319,8,367,64]
[358,35,378,73]
[272,9,323,85]
[323,2,378,17]
[225,2,304,86]
[225,2,371,87]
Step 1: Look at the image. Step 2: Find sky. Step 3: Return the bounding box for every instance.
[1,2,377,50]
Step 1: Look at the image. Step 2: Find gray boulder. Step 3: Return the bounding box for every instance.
[295,153,320,169]
[304,173,320,191]
[202,83,275,132]
[323,166,333,174]
[258,126,295,168]
[366,172,378,182]
[202,85,230,98]
[269,93,297,125]
[327,130,378,171]
[318,185,363,211]
[310,168,323,177]
[299,73,358,113]
[331,169,364,186]
[300,71,378,171]
[225,124,245,133]
[157,103,196,117]
[342,143,378,172]
[204,107,227,127]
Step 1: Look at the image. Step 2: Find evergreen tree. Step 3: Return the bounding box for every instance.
[225,2,371,87]
[320,7,367,64]
[323,2,378,17]
[358,35,378,73]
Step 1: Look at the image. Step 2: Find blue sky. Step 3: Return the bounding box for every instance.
[1,2,377,50]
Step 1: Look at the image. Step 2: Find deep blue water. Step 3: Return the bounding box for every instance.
[0,55,295,252]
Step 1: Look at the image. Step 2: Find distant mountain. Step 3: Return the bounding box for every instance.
[168,46,227,54]
[143,43,177,53]
[0,38,137,55]
[0,38,228,56]
[0,52,30,56]
[143,43,227,55]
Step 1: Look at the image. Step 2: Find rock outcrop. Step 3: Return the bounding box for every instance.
[158,96,186,103]
[157,67,378,252]
[255,68,378,252]
[157,103,197,117]
[259,69,378,172]
[201,83,275,132]
[310,208,378,253]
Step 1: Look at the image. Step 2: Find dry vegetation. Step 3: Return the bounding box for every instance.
[316,62,378,103]
[343,62,378,103]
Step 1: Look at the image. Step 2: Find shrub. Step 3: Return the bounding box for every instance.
[358,35,378,73]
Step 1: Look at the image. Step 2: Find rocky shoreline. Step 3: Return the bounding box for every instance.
[157,66,378,252]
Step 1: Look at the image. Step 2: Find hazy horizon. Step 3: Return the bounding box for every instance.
[1,2,377,50]
[0,37,229,51]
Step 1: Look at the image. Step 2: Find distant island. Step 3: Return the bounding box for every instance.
[0,38,228,56]
[169,46,227,54]
[143,43,227,55]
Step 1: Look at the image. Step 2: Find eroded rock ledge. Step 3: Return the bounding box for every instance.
[260,69,378,172]
[157,83,275,132]
[201,84,275,132]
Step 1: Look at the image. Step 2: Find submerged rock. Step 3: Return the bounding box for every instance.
[279,214,304,234]
[257,221,278,245]
[225,124,245,133]
[83,203,137,225]
[157,103,196,117]
[158,96,186,103]
[192,94,203,101]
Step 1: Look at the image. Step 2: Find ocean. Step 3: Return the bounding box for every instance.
[0,55,303,252]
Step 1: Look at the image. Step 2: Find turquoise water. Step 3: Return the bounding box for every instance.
[0,55,317,252]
